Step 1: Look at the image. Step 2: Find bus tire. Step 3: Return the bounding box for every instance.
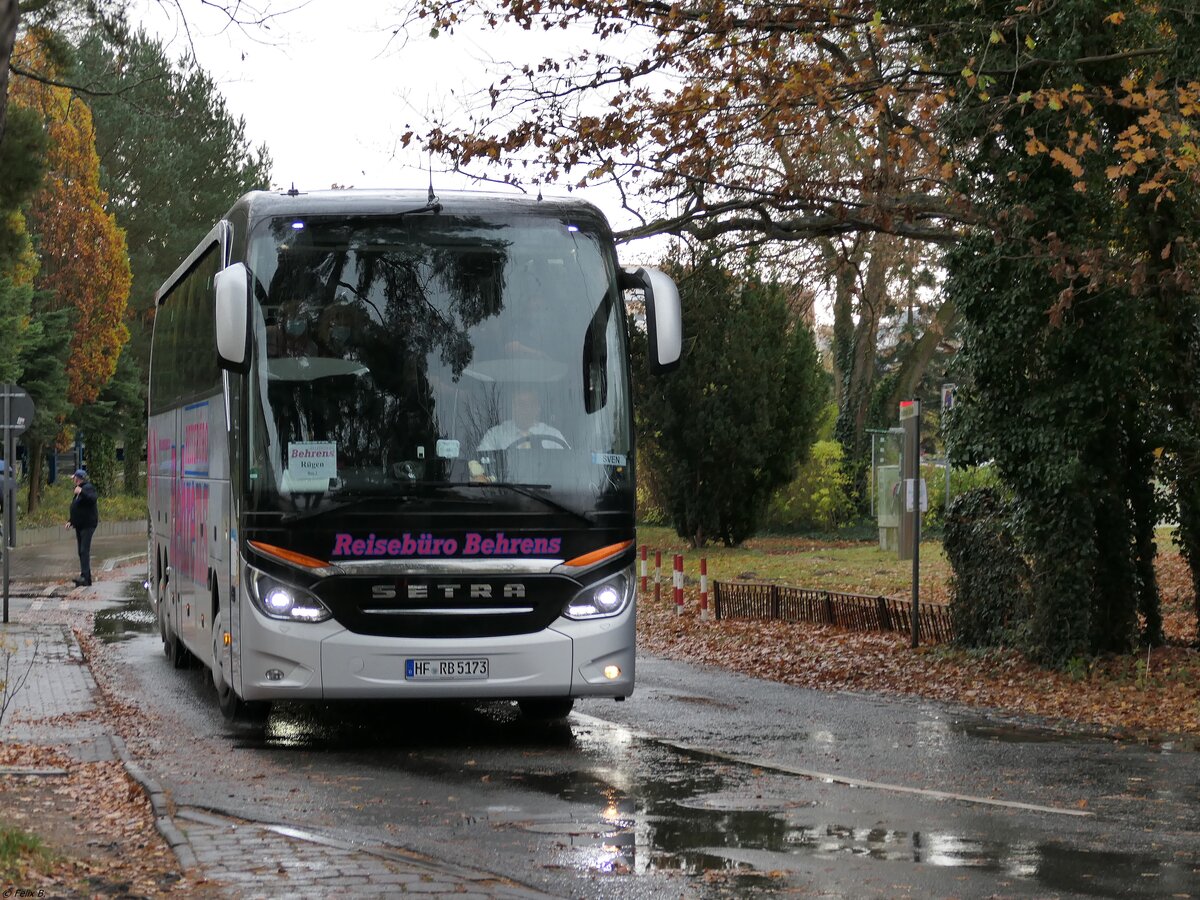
[166,627,191,669]
[156,553,169,649]
[164,590,192,669]
[518,698,574,721]
[218,680,269,723]
[211,598,268,722]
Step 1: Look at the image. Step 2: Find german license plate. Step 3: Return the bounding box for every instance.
[405,657,489,681]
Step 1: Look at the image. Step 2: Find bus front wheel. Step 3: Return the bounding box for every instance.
[216,678,269,723]
[212,604,268,723]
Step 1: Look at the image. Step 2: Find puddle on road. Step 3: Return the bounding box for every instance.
[472,724,1196,894]
[954,720,1099,744]
[226,701,1196,894]
[514,749,1194,895]
[93,584,157,643]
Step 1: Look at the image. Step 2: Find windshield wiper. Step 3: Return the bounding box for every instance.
[279,494,398,522]
[458,481,594,525]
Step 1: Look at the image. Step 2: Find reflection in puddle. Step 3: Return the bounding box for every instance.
[514,725,1194,895]
[539,789,1184,894]
[229,697,576,753]
[93,588,158,643]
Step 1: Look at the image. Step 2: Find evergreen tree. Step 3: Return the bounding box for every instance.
[0,277,29,384]
[75,340,141,494]
[0,103,47,375]
[0,104,46,262]
[16,306,71,505]
[73,27,272,494]
[632,249,826,546]
[76,27,272,361]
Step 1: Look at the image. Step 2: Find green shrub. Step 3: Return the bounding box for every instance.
[17,474,147,529]
[943,487,1031,648]
[923,462,1004,530]
[765,440,856,533]
[636,461,668,525]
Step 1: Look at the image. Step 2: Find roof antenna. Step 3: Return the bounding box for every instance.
[427,158,440,208]
[287,182,300,197]
[536,185,543,202]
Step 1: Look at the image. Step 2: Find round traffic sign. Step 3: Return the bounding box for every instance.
[1,384,35,437]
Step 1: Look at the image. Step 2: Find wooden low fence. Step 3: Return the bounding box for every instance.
[711,581,954,643]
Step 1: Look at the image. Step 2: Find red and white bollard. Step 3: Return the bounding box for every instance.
[699,557,710,621]
[654,550,662,603]
[674,554,684,616]
[640,545,648,594]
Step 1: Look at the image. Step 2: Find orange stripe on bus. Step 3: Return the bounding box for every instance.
[248,540,330,570]
[564,540,634,569]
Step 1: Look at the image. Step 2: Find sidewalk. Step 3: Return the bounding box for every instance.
[1,526,550,898]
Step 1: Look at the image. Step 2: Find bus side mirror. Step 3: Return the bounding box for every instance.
[623,267,682,373]
[214,263,251,373]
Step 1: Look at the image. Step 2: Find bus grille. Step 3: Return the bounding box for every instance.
[311,574,574,638]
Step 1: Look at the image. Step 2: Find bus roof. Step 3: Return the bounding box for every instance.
[155,187,615,307]
[226,188,609,224]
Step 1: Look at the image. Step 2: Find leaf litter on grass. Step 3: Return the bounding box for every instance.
[636,528,1200,741]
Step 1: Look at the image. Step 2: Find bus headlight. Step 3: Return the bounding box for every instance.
[564,566,634,620]
[247,567,332,622]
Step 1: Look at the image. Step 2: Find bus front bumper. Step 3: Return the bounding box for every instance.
[237,604,635,701]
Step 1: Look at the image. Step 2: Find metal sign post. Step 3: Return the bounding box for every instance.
[900,399,921,648]
[941,383,956,510]
[2,383,36,624]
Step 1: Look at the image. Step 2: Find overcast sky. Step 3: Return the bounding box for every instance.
[133,0,668,259]
[139,2,479,187]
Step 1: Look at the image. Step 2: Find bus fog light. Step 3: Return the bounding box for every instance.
[265,668,284,681]
[603,665,621,680]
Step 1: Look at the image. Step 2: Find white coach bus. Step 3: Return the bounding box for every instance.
[147,188,681,719]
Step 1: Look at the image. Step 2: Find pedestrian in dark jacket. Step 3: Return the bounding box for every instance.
[65,468,98,587]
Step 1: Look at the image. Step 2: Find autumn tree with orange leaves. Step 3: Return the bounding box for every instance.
[9,35,130,512]
[397,0,1200,658]
[397,0,969,510]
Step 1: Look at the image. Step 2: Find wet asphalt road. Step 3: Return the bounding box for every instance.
[94,584,1200,898]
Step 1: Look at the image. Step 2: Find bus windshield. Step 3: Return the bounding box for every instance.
[243,210,632,517]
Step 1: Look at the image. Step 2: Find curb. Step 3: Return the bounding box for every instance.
[53,588,198,875]
[110,733,201,872]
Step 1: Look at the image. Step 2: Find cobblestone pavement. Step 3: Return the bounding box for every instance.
[1,532,551,898]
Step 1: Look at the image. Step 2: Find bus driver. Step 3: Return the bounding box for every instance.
[478,389,568,451]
